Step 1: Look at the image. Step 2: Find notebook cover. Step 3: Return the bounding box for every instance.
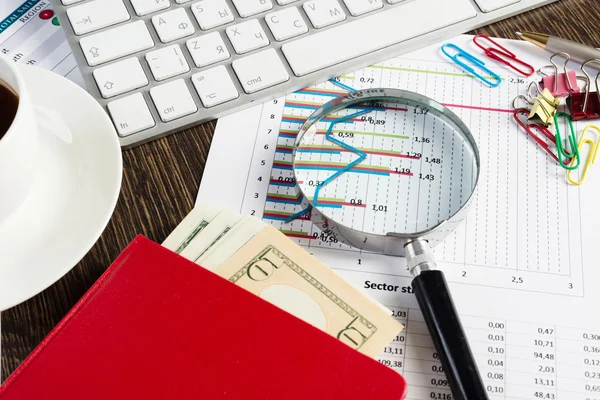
[0,235,407,399]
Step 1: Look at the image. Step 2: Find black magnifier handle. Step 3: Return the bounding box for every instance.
[406,240,488,400]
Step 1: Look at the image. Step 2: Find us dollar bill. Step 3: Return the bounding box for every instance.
[213,225,404,357]
[179,210,243,263]
[198,216,266,270]
[162,205,219,254]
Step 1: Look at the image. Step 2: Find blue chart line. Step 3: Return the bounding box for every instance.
[329,78,356,92]
[284,207,312,222]
[313,108,373,207]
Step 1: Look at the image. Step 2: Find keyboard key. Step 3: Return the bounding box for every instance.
[130,0,171,16]
[80,21,154,67]
[192,66,239,107]
[67,0,130,35]
[61,0,85,5]
[150,79,198,122]
[152,8,195,43]
[93,57,148,98]
[107,93,155,136]
[342,0,383,16]
[473,0,520,12]
[186,32,230,67]
[175,0,194,2]
[266,7,308,41]
[386,0,405,3]
[191,0,235,30]
[303,0,346,29]
[283,0,477,76]
[231,0,273,17]
[226,19,270,54]
[276,0,299,4]
[232,48,289,94]
[146,44,190,81]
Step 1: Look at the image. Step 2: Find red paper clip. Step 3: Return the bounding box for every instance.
[473,34,535,77]
[514,109,564,163]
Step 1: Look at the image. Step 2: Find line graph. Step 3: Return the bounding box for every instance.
[234,57,585,296]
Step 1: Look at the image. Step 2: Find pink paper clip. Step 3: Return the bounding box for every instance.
[473,34,535,77]
[514,109,564,163]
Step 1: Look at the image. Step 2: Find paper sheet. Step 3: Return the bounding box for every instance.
[0,0,82,85]
[198,35,600,399]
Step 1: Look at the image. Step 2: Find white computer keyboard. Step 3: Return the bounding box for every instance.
[51,0,559,148]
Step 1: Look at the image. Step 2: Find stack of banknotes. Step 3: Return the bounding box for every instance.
[162,204,404,358]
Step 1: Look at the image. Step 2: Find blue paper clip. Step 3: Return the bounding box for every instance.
[441,43,502,87]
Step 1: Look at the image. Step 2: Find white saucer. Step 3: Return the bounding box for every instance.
[0,66,122,311]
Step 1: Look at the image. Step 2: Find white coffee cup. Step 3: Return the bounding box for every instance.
[0,57,40,226]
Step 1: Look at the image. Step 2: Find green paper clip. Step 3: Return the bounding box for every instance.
[554,112,580,170]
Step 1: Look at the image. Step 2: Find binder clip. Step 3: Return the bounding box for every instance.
[567,125,600,185]
[538,53,581,97]
[513,108,562,163]
[441,43,502,87]
[566,59,600,121]
[512,82,559,126]
[472,34,535,76]
[554,112,580,170]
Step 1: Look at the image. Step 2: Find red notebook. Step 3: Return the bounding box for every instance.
[0,235,407,399]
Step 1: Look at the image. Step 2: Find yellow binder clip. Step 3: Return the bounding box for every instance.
[529,83,560,126]
[512,82,559,126]
[567,125,600,186]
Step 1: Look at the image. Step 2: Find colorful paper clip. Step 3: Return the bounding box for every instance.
[514,108,562,163]
[567,59,600,121]
[473,34,535,76]
[441,43,502,87]
[567,125,600,185]
[554,112,580,170]
[512,82,559,126]
[551,53,576,94]
[538,53,582,97]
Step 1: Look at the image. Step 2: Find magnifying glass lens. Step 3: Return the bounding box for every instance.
[293,98,479,236]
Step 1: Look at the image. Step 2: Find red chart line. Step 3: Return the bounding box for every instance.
[443,103,513,113]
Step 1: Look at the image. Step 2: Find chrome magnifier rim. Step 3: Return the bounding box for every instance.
[291,88,481,256]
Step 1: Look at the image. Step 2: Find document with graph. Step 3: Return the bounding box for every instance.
[0,0,82,84]
[198,35,600,399]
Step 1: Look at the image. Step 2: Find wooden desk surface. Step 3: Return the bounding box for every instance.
[2,0,600,381]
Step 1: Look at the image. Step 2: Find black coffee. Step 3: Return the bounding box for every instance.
[0,81,18,141]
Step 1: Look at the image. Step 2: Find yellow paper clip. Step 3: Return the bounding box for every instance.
[567,125,600,186]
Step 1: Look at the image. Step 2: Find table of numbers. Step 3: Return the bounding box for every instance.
[378,307,600,400]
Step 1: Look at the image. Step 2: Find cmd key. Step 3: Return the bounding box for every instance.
[232,48,289,94]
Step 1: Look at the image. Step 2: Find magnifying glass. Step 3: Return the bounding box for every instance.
[291,88,487,399]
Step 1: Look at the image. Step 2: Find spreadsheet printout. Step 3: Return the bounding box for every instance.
[198,35,600,399]
[0,0,82,85]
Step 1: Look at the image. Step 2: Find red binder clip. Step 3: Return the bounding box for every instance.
[567,59,600,121]
[473,34,535,77]
[514,109,563,163]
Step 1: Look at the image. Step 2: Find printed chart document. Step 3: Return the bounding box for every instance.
[0,0,82,85]
[198,35,600,399]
